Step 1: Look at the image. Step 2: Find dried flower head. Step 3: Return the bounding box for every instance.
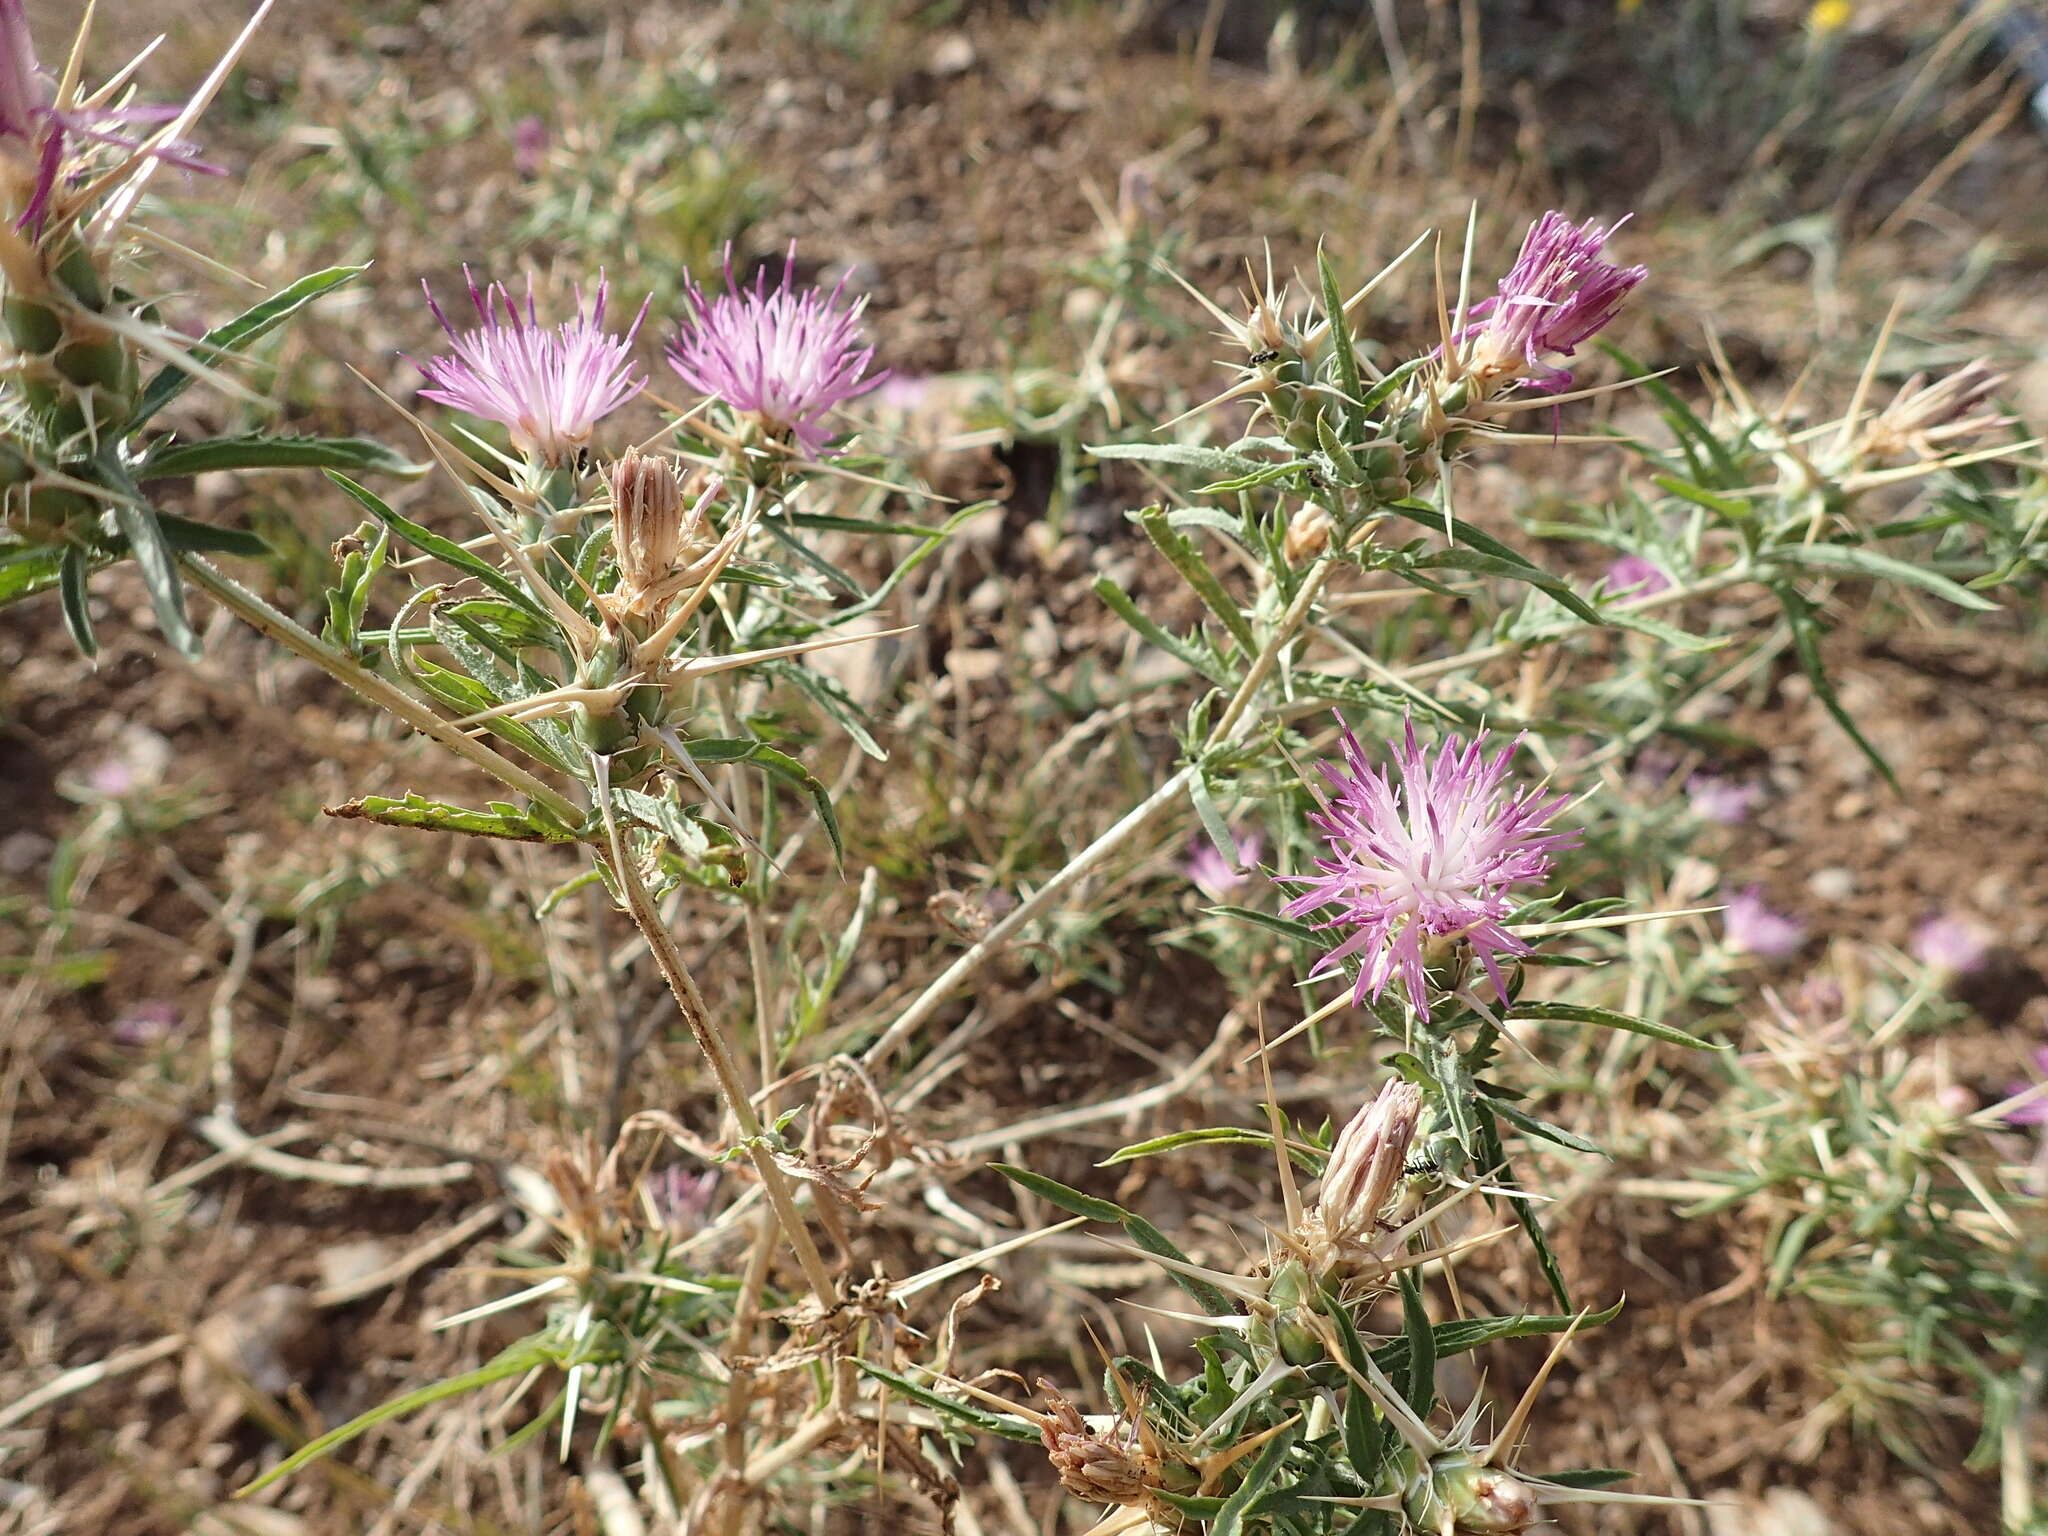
[1723,886,1807,959]
[1458,212,1646,392]
[1858,360,2009,461]
[416,269,648,466]
[1035,1382,1161,1506]
[1279,717,1580,1019]
[666,246,885,456]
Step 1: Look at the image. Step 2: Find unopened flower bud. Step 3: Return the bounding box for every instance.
[1858,360,2009,462]
[1284,502,1333,562]
[1419,1455,1545,1533]
[1317,1080,1422,1248]
[611,449,686,591]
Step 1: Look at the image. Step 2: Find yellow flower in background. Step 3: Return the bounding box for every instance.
[1809,0,1853,33]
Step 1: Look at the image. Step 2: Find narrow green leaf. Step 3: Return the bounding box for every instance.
[1399,1269,1435,1417]
[1093,574,1231,684]
[1210,1421,1299,1536]
[1139,504,1258,652]
[1100,1127,1322,1174]
[1210,905,1319,945]
[238,1338,555,1495]
[326,792,582,843]
[115,503,197,656]
[1763,541,1999,612]
[854,1362,1040,1443]
[1317,244,1364,415]
[1649,473,1752,520]
[153,513,272,557]
[1482,1093,1606,1157]
[1369,1301,1625,1380]
[1475,1104,1569,1309]
[58,543,96,657]
[0,542,70,605]
[1776,581,1898,791]
[990,1164,1231,1315]
[1502,1000,1718,1051]
[683,737,841,863]
[990,1163,1126,1222]
[136,265,366,427]
[326,471,553,627]
[142,435,423,480]
[1090,441,1271,479]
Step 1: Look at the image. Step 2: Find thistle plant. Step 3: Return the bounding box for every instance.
[6,8,2045,1532]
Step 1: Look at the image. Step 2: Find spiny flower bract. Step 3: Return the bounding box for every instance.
[416,269,648,466]
[666,246,884,456]
[1278,717,1580,1019]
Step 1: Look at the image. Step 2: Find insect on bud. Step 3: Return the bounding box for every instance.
[1284,502,1333,562]
[1317,1079,1422,1249]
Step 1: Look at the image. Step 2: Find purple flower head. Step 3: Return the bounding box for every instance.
[666,245,886,456]
[1187,829,1264,904]
[1607,553,1671,598]
[2001,1047,2048,1128]
[1912,913,1992,977]
[1277,717,1582,1020]
[1723,886,1807,959]
[1460,212,1647,392]
[1686,774,1758,826]
[512,115,547,177]
[0,0,214,233]
[112,999,182,1046]
[644,1165,719,1235]
[416,269,649,466]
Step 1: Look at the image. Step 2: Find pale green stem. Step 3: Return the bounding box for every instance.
[594,770,839,1307]
[180,554,585,828]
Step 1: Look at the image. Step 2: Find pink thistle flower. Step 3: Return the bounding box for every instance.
[1911,913,1992,977]
[643,1165,719,1235]
[1187,829,1264,903]
[1460,212,1647,392]
[416,269,649,466]
[511,115,547,177]
[1723,886,1807,958]
[1606,553,1671,598]
[1686,774,1758,826]
[666,246,886,456]
[1,0,216,233]
[1277,717,1581,1020]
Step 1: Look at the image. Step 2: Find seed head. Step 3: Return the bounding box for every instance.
[416,269,648,467]
[1278,717,1580,1020]
[1035,1383,1160,1506]
[1458,211,1646,393]
[666,245,885,457]
[1858,360,2009,461]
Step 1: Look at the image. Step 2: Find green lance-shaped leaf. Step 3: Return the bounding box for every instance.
[325,792,583,843]
[1317,244,1366,422]
[991,1163,1233,1316]
[1093,573,1233,685]
[1500,1000,1719,1051]
[113,502,198,657]
[326,471,559,633]
[1208,1419,1301,1536]
[1475,1102,1570,1310]
[1398,1268,1436,1417]
[57,543,96,657]
[0,542,71,606]
[239,1335,561,1495]
[854,1363,1041,1444]
[1100,1126,1324,1175]
[683,737,842,864]
[1139,503,1258,653]
[1761,540,2000,612]
[1089,440,1276,480]
[141,435,425,481]
[1774,580,1899,791]
[135,265,367,428]
[1368,1299,1624,1381]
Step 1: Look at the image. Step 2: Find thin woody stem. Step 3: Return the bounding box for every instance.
[594,763,839,1307]
[864,552,1341,1070]
[180,554,586,828]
